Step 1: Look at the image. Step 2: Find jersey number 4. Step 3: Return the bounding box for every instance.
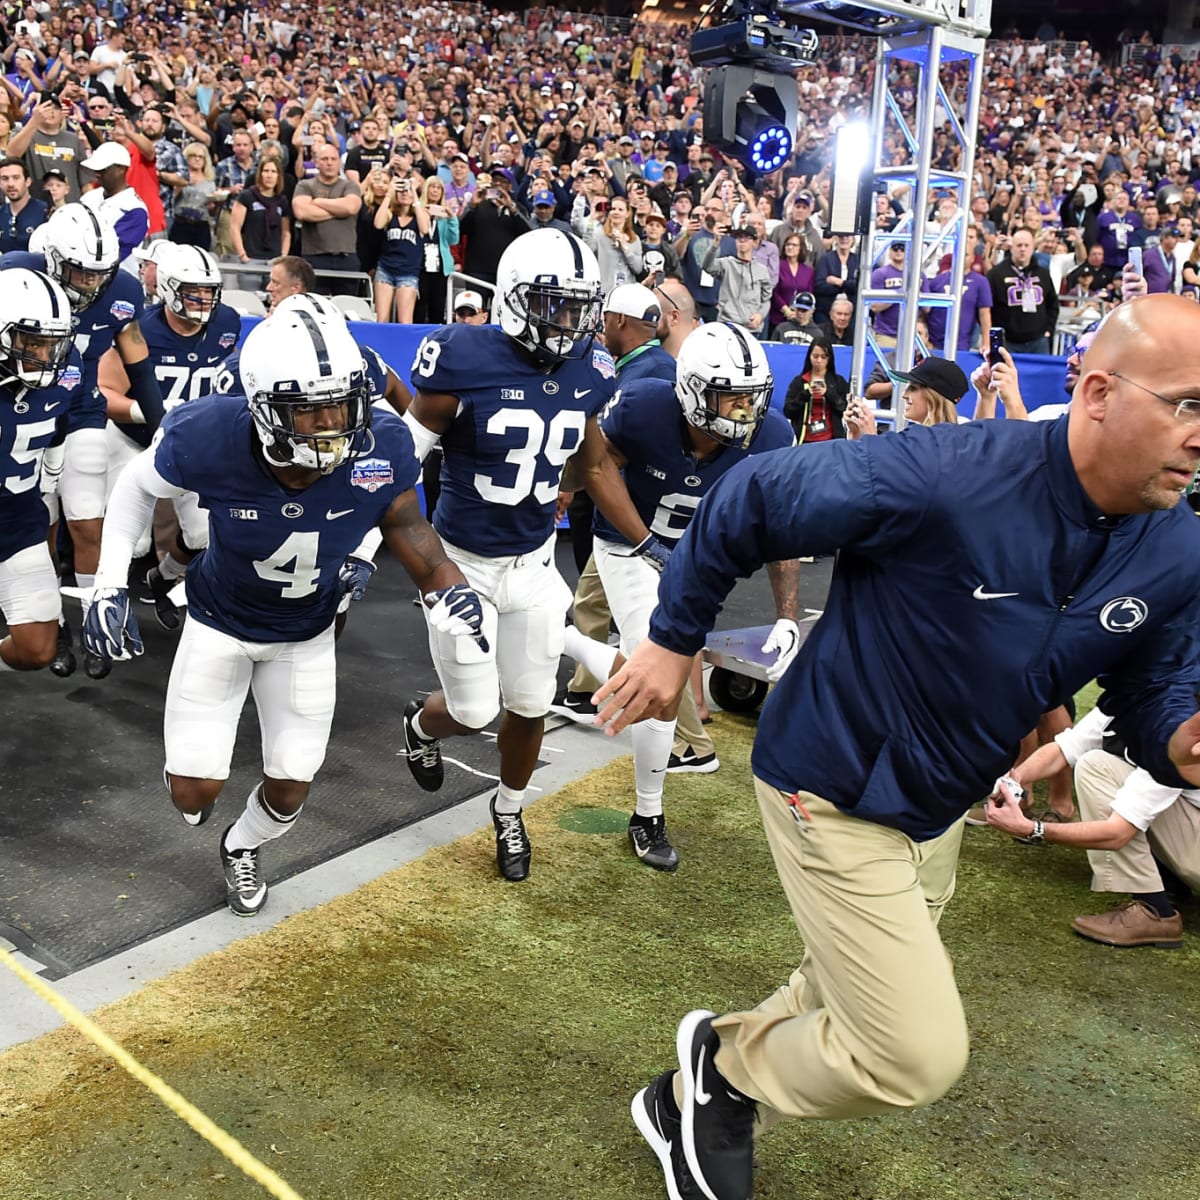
[474,408,585,506]
[253,531,320,599]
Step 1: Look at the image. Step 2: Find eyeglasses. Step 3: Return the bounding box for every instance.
[1107,371,1200,423]
[653,284,678,313]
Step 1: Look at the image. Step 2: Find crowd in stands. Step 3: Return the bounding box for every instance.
[0,0,1188,338]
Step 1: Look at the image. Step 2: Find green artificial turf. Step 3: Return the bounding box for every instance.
[2,701,1199,1200]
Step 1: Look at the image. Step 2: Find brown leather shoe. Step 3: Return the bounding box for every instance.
[1072,900,1184,949]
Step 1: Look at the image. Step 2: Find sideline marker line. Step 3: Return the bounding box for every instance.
[0,947,306,1200]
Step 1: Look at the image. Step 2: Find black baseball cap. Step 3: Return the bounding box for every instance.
[792,291,816,311]
[890,357,969,402]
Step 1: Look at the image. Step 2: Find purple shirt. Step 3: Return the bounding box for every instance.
[870,263,905,337]
[1096,209,1141,269]
[925,269,994,351]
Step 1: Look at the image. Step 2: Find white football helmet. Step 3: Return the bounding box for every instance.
[270,292,344,322]
[0,268,75,389]
[39,203,119,311]
[240,307,372,474]
[675,323,773,449]
[156,243,223,325]
[494,227,602,365]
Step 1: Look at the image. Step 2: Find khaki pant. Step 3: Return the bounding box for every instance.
[1075,750,1200,894]
[710,780,969,1123]
[214,208,234,257]
[672,666,715,758]
[567,553,611,695]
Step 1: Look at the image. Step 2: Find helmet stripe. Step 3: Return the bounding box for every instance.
[34,269,61,319]
[725,321,755,377]
[81,205,105,263]
[561,229,585,279]
[294,309,332,377]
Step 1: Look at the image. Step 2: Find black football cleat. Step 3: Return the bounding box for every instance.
[402,699,444,791]
[49,619,76,678]
[628,813,680,872]
[490,793,531,882]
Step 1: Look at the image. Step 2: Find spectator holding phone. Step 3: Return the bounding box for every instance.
[573,191,643,295]
[784,336,849,442]
[371,170,429,323]
[7,90,83,201]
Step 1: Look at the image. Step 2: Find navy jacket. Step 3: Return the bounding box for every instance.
[649,417,1200,840]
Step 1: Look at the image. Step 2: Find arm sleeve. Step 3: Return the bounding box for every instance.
[94,447,186,588]
[125,353,165,428]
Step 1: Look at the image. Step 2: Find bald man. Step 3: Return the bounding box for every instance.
[611,295,1200,1200]
[653,278,700,357]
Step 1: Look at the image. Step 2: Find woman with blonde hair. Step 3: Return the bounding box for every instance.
[415,174,460,324]
[844,357,967,439]
[371,171,430,323]
[171,142,218,248]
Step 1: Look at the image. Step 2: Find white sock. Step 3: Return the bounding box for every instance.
[0,649,13,671]
[224,783,301,852]
[159,553,188,581]
[563,625,619,687]
[411,709,435,742]
[493,782,525,814]
[75,572,95,615]
[633,718,676,817]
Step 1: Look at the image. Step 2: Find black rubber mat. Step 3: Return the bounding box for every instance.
[0,536,827,979]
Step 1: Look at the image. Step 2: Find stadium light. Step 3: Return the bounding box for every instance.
[701,65,799,176]
[826,121,872,235]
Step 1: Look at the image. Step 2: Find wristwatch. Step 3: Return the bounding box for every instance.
[1026,818,1045,845]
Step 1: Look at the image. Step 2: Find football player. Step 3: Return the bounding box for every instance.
[566,323,801,869]
[3,204,165,678]
[399,226,635,882]
[81,305,488,917]
[0,269,84,672]
[99,244,241,630]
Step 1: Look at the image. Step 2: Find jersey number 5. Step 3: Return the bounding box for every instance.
[474,409,585,506]
[253,531,321,599]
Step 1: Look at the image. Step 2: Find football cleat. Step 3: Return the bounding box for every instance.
[83,650,111,679]
[549,688,599,726]
[490,793,531,882]
[220,824,268,916]
[667,747,720,775]
[49,619,76,678]
[629,813,680,872]
[403,699,444,791]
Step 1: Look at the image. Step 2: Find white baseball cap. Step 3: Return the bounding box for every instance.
[81,141,132,171]
[602,282,661,322]
[454,290,485,314]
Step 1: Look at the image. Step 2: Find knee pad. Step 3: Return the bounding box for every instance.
[61,428,110,521]
[444,687,502,732]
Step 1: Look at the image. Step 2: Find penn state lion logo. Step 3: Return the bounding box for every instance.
[1099,597,1148,634]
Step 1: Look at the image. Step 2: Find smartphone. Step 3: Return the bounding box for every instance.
[988,328,1006,366]
[1128,246,1143,276]
[487,187,500,201]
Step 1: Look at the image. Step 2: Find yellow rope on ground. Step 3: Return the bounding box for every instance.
[0,947,306,1200]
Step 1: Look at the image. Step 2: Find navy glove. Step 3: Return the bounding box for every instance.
[81,587,144,662]
[338,555,376,602]
[634,533,672,574]
[423,583,490,653]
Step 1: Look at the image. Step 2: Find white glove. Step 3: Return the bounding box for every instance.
[761,618,801,683]
[40,443,65,496]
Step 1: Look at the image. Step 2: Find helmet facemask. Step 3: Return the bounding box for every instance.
[1,320,74,389]
[509,279,602,364]
[250,377,373,475]
[681,376,772,449]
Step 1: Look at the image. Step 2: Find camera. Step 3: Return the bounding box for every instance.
[988,328,1006,366]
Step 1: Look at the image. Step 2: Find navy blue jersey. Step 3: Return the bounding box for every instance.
[153,394,419,642]
[1,250,144,433]
[411,324,616,555]
[217,342,390,404]
[613,342,676,385]
[115,303,241,448]
[377,216,423,275]
[593,379,793,547]
[0,350,84,558]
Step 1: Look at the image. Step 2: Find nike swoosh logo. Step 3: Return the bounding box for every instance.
[326,508,354,520]
[574,388,591,399]
[632,840,650,858]
[972,585,1019,600]
[44,401,61,411]
[694,1045,713,1105]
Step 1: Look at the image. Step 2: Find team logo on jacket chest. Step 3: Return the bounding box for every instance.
[351,457,394,492]
[282,502,304,518]
[684,474,702,487]
[1100,597,1148,633]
